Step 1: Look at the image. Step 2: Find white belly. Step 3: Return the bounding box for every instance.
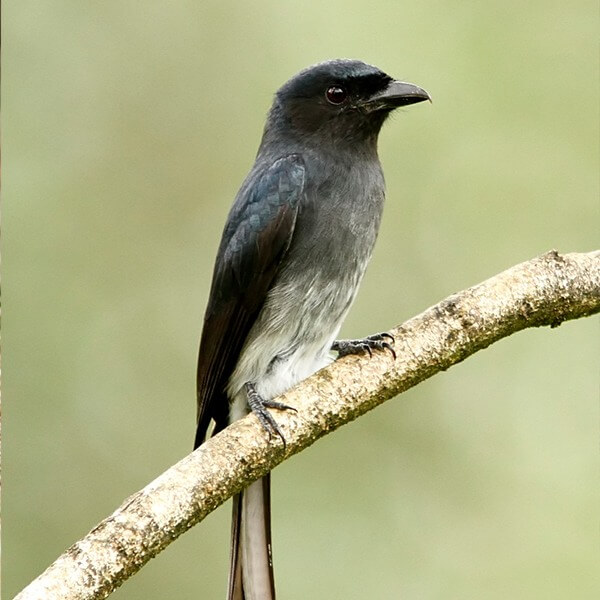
[227,267,365,423]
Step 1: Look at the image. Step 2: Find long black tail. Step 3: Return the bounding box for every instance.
[227,474,275,600]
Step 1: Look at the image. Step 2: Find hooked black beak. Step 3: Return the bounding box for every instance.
[365,80,431,110]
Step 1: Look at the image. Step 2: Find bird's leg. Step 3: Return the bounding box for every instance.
[332,332,396,360]
[245,382,297,447]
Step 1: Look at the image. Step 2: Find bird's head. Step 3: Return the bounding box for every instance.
[265,59,430,149]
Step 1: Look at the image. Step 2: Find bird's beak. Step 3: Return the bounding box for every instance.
[364,80,431,111]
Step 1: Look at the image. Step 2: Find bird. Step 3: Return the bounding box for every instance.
[194,59,430,600]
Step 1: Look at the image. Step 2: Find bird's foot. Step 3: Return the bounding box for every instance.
[245,382,296,448]
[332,332,396,360]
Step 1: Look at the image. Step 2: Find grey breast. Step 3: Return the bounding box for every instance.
[228,153,385,401]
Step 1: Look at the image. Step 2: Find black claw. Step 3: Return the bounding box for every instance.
[245,383,294,449]
[262,399,298,413]
[366,333,382,341]
[358,342,372,357]
[381,341,397,360]
[332,331,396,360]
[366,332,395,344]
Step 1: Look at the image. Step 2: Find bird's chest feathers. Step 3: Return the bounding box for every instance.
[228,157,384,406]
[303,159,384,257]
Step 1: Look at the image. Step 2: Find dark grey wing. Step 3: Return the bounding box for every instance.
[194,154,306,448]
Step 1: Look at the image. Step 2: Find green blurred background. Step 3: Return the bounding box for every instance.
[4,1,598,598]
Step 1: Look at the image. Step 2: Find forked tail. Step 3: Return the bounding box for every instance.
[228,474,275,600]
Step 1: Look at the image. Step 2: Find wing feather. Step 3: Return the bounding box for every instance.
[194,155,305,448]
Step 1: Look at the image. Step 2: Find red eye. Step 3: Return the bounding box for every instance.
[326,85,348,105]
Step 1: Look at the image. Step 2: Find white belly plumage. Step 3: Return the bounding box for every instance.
[227,264,366,423]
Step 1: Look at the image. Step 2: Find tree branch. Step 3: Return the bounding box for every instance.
[16,250,600,600]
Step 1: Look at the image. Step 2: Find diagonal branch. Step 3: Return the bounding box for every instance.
[16,250,600,600]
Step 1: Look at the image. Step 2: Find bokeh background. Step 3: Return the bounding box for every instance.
[4,1,598,598]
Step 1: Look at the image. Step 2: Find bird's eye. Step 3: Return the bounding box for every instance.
[325,85,348,105]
